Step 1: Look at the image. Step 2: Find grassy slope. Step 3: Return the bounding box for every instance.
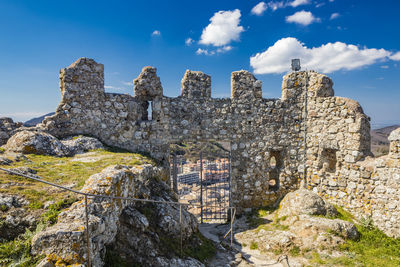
[0,148,155,266]
[0,149,155,208]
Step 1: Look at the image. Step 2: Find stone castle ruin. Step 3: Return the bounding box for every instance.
[37,58,399,237]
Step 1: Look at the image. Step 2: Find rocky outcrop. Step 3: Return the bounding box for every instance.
[277,188,337,218]
[0,194,40,242]
[32,164,203,267]
[4,131,104,157]
[4,130,70,157]
[0,117,22,146]
[236,189,359,258]
[61,136,104,155]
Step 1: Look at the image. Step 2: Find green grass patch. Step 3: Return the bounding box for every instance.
[0,224,45,266]
[184,231,216,262]
[336,223,400,266]
[41,197,77,225]
[246,206,277,228]
[289,246,301,257]
[250,241,258,250]
[334,205,355,222]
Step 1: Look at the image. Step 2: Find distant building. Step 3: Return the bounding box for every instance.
[178,171,199,185]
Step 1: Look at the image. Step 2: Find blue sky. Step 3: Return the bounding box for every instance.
[0,0,399,128]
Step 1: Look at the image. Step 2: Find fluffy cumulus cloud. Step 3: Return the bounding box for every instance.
[286,10,320,25]
[199,9,244,46]
[390,51,400,61]
[250,37,394,74]
[251,2,268,15]
[151,30,161,36]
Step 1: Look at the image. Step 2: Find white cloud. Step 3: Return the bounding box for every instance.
[217,45,233,53]
[330,13,340,20]
[286,10,320,25]
[267,1,285,11]
[185,37,194,46]
[390,51,400,61]
[199,9,244,46]
[251,2,268,15]
[151,30,161,36]
[196,46,232,56]
[196,48,214,55]
[380,65,389,69]
[289,0,310,8]
[250,37,392,74]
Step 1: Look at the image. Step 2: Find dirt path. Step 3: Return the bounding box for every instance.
[199,220,294,267]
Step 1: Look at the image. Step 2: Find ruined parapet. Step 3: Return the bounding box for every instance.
[307,71,334,98]
[282,71,333,101]
[59,58,104,102]
[134,67,163,101]
[181,70,211,98]
[389,128,400,158]
[231,71,262,100]
[134,67,163,121]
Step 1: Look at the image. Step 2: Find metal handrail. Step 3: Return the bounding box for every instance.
[0,166,236,267]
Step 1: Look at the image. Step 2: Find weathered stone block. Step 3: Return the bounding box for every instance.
[134,66,163,100]
[181,70,211,98]
[231,70,262,100]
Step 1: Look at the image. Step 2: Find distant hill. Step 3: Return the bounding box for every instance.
[24,112,55,127]
[371,125,400,156]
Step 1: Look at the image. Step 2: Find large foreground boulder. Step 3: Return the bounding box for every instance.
[32,164,203,267]
[4,130,70,157]
[277,188,337,218]
[4,131,104,157]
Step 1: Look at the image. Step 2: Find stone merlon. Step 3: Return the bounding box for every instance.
[181,70,211,98]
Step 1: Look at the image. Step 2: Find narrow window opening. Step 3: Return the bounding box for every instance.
[148,100,153,120]
[267,151,282,191]
[319,148,337,173]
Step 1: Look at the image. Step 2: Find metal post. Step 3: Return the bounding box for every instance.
[200,152,203,223]
[230,207,233,248]
[84,195,91,267]
[303,71,309,188]
[179,204,183,256]
[228,149,232,216]
[173,153,178,193]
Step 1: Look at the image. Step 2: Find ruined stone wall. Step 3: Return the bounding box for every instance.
[39,58,400,236]
[0,118,22,146]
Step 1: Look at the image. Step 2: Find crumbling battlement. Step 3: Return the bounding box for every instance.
[38,58,400,236]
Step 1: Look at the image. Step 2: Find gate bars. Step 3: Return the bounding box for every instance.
[0,167,236,267]
[171,148,232,224]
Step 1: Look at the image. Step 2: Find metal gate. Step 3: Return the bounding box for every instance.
[170,142,231,223]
